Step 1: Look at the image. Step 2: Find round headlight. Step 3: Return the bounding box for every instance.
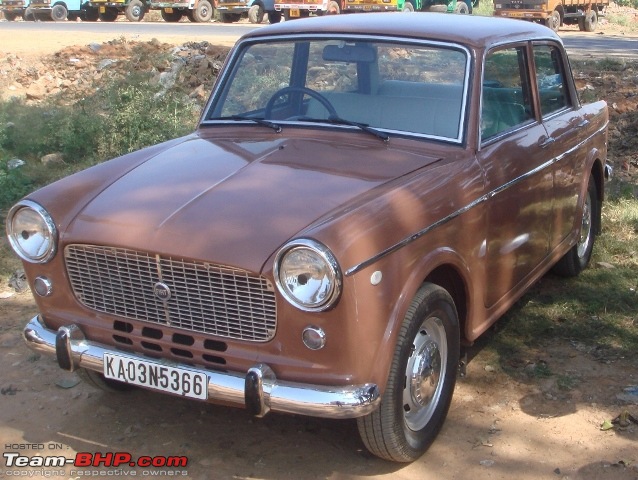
[274,239,342,312]
[6,200,57,264]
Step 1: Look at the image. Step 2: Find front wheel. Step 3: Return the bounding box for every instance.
[125,0,145,21]
[583,9,597,32]
[357,284,460,462]
[552,177,599,277]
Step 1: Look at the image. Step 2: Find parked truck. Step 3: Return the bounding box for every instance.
[398,0,475,12]
[24,0,98,20]
[493,0,608,32]
[273,0,398,19]
[150,0,213,22]
[1,0,29,20]
[89,0,147,21]
[215,0,278,23]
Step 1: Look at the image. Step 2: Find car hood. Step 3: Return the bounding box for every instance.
[64,133,440,273]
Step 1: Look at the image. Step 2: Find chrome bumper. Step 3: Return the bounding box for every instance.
[23,315,380,419]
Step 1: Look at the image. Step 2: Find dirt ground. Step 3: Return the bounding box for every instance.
[0,16,637,480]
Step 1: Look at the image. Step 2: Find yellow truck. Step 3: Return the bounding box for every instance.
[493,0,608,32]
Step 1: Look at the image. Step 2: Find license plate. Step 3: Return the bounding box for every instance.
[104,353,208,400]
[99,6,105,12]
[290,7,300,16]
[165,7,173,12]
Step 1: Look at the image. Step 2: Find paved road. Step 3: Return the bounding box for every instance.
[1,19,638,59]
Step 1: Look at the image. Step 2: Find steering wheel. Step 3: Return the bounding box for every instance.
[264,86,338,120]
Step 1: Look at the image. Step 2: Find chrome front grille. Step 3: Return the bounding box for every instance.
[65,245,277,342]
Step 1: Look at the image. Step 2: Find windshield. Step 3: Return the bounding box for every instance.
[206,37,470,142]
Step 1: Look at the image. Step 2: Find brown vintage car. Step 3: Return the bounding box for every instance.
[7,13,609,462]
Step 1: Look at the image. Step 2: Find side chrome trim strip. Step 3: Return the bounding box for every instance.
[345,122,608,276]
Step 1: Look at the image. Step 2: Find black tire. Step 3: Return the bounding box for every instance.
[583,9,597,32]
[4,11,19,20]
[125,0,145,21]
[357,284,460,462]
[454,0,468,14]
[545,9,560,31]
[77,368,133,393]
[23,6,35,19]
[267,10,281,22]
[247,3,263,23]
[185,9,195,21]
[402,1,414,12]
[83,6,100,20]
[161,8,183,21]
[220,12,241,22]
[326,0,340,13]
[552,178,599,277]
[51,3,68,21]
[192,0,212,22]
[99,6,119,20]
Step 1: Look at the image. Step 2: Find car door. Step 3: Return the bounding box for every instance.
[477,44,555,309]
[532,42,589,249]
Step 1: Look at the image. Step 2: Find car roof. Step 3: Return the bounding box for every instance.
[241,12,561,51]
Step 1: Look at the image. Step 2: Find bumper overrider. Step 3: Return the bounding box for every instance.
[23,315,381,419]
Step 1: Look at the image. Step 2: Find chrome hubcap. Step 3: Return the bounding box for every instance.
[577,192,592,259]
[403,317,447,431]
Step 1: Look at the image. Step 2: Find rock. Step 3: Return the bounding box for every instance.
[7,158,25,169]
[25,83,47,100]
[41,152,65,165]
[9,270,28,293]
[596,261,616,269]
[88,42,102,53]
[97,59,118,71]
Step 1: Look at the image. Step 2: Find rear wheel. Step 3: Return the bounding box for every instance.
[161,7,183,21]
[552,178,599,277]
[192,0,212,22]
[125,0,145,21]
[220,12,241,22]
[4,11,19,20]
[248,4,264,22]
[545,9,560,31]
[83,6,100,20]
[357,284,460,462]
[51,3,68,21]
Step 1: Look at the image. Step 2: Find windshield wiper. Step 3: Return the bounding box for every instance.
[222,115,282,133]
[298,116,389,142]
